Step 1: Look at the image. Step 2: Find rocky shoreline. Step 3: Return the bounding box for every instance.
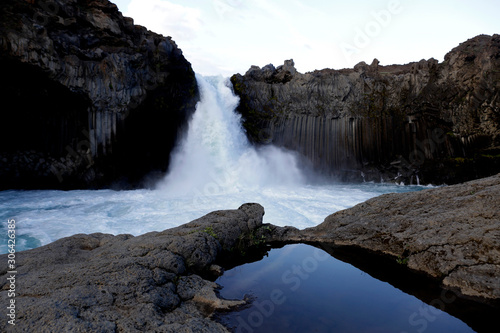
[0,203,265,332]
[271,173,500,303]
[1,175,499,332]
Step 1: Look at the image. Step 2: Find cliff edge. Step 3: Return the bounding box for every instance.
[232,35,500,184]
[0,0,199,189]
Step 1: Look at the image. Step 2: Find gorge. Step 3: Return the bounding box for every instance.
[0,1,499,332]
[1,1,499,188]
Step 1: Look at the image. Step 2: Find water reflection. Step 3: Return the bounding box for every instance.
[215,244,493,333]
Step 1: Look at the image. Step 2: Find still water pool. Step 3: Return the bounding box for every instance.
[215,244,474,333]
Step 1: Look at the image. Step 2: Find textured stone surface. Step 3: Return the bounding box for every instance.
[232,35,500,184]
[269,174,500,302]
[0,0,199,189]
[1,183,498,330]
[0,203,264,332]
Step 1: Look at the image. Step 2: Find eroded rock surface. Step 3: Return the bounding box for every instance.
[1,178,499,331]
[271,174,500,302]
[0,203,264,332]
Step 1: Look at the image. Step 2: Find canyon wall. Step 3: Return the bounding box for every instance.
[231,35,500,184]
[0,0,199,189]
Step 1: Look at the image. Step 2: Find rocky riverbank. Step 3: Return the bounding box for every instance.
[1,176,499,331]
[270,173,500,303]
[231,35,500,185]
[0,203,265,332]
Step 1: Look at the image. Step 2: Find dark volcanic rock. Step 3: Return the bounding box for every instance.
[271,174,500,303]
[231,35,500,184]
[0,203,264,332]
[0,0,199,189]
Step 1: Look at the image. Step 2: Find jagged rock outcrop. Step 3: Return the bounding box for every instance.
[0,0,199,189]
[269,173,500,304]
[231,35,500,184]
[0,203,265,332]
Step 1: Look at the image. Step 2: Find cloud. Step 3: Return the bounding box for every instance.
[211,0,246,21]
[122,0,500,76]
[125,0,201,40]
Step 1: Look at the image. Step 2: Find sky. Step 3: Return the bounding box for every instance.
[110,0,499,77]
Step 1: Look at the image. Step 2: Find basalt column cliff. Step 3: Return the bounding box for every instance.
[0,0,199,189]
[231,35,500,184]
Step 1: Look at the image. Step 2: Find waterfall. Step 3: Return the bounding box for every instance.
[0,72,426,254]
[156,75,305,195]
[0,79,428,255]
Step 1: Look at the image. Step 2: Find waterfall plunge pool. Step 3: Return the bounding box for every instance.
[0,76,434,254]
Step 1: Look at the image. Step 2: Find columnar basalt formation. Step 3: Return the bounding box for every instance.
[231,35,500,184]
[0,0,199,189]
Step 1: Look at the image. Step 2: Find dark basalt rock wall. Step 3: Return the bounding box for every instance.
[0,0,199,189]
[231,35,500,184]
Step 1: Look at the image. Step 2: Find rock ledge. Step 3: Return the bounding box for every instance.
[0,203,264,332]
[271,173,500,303]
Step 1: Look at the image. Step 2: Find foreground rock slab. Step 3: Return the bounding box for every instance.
[0,203,264,332]
[2,176,499,331]
[274,174,500,302]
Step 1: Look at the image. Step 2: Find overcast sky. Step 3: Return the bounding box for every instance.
[111,0,499,77]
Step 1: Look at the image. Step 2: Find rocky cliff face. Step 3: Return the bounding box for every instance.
[0,0,199,189]
[231,35,500,184]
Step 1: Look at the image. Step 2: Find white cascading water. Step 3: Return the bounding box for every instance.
[0,75,426,254]
[156,75,305,196]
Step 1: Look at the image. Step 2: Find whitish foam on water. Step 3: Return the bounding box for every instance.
[0,183,426,253]
[0,76,428,253]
